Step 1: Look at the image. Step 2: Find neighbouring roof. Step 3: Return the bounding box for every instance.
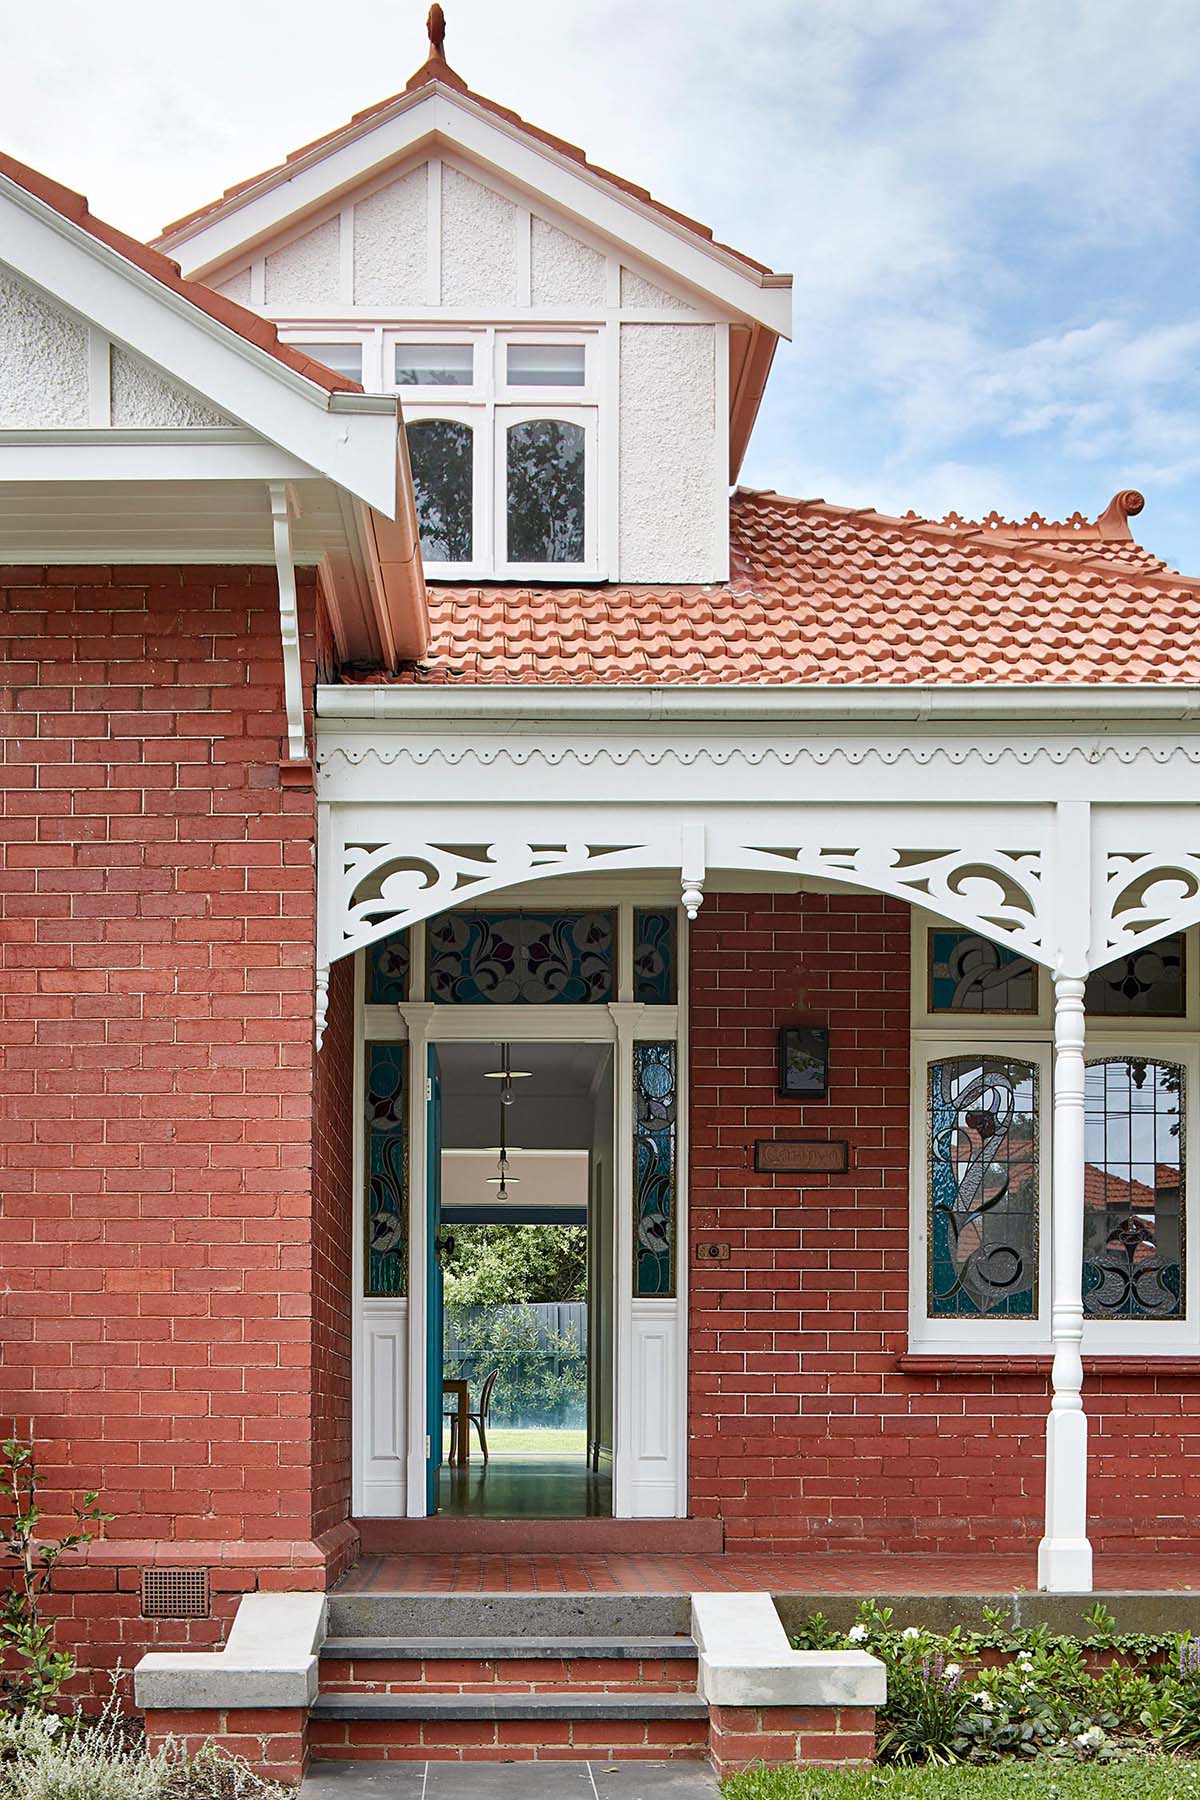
[0,151,361,394]
[358,487,1200,687]
[155,45,777,281]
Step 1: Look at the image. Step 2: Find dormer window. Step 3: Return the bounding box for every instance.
[392,327,599,581]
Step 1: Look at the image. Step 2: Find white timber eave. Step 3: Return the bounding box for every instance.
[0,171,400,514]
[158,85,793,339]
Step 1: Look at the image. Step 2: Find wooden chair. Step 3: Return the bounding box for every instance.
[467,1368,499,1464]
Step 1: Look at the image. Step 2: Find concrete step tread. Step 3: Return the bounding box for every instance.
[321,1636,697,1662]
[312,1692,708,1722]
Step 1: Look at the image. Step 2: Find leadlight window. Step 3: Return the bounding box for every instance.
[367,933,410,1005]
[365,1043,407,1297]
[406,419,474,562]
[505,418,586,564]
[927,1055,1039,1319]
[1085,936,1186,1018]
[928,930,1037,1014]
[1083,1057,1184,1320]
[427,910,616,1004]
[633,909,677,1004]
[634,1042,677,1297]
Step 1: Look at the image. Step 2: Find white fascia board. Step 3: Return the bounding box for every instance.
[0,430,320,482]
[0,178,400,515]
[162,88,792,337]
[316,681,1200,726]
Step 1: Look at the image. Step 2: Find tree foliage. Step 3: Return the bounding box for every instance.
[442,1224,587,1306]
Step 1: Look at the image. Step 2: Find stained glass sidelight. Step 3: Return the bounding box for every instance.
[506,418,585,563]
[407,418,474,561]
[366,933,410,1005]
[1083,1058,1184,1320]
[1085,936,1186,1018]
[364,1043,407,1297]
[427,910,615,1004]
[928,1055,1039,1318]
[634,1042,677,1297]
[928,930,1038,1014]
[633,909,677,1004]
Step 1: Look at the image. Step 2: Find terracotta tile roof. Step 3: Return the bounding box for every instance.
[0,151,362,394]
[370,486,1200,687]
[156,49,775,280]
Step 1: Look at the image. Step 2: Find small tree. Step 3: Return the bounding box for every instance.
[0,1433,113,1712]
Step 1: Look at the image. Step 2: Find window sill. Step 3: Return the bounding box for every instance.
[897,1354,1200,1376]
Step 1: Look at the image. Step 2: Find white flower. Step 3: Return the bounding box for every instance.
[44,1716,60,1737]
[945,1664,962,1679]
[847,1624,868,1643]
[901,1627,921,1641]
[1017,1652,1033,1665]
[977,1694,995,1712]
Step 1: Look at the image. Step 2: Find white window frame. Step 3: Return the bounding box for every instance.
[1080,1034,1199,1355]
[385,325,604,583]
[909,1035,1053,1355]
[495,404,597,580]
[909,910,1200,1356]
[279,328,374,387]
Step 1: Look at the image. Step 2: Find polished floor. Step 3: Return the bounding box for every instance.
[338,1548,1200,1595]
[437,1454,612,1519]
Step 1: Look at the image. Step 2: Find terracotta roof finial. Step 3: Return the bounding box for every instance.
[427,3,446,56]
[1096,488,1146,541]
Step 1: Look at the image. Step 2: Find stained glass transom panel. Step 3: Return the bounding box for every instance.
[928,1056,1039,1318]
[367,933,410,1005]
[427,911,615,1004]
[928,931,1038,1014]
[634,1042,677,1298]
[365,1042,407,1297]
[1083,1058,1184,1320]
[634,909,676,1005]
[1085,936,1186,1018]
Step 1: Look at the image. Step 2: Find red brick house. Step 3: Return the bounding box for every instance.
[6,18,1200,1781]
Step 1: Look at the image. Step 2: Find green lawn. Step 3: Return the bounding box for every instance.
[722,1764,1200,1800]
[441,1426,588,1457]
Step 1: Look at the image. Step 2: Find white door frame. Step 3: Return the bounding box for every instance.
[351,900,689,1520]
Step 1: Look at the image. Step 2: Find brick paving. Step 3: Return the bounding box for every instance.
[336,1550,1200,1596]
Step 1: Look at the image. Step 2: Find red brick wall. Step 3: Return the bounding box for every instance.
[687,890,1200,1555]
[0,564,354,1684]
[311,955,355,1547]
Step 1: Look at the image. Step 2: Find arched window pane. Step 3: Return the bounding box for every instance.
[406,419,474,562]
[1084,1058,1184,1320]
[928,1056,1038,1318]
[506,419,585,563]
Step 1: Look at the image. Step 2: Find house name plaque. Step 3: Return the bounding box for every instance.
[754,1139,850,1174]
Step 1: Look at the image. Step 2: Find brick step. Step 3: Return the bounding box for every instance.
[309,1691,710,1762]
[320,1634,698,1694]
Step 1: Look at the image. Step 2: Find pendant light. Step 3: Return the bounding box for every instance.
[484,1042,526,1199]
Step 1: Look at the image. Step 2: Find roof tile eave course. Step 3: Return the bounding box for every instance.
[351,488,1200,689]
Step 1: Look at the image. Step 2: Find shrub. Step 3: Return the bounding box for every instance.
[0,1694,289,1800]
[0,1435,113,1713]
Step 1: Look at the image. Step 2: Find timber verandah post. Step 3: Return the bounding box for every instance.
[1038,800,1094,1593]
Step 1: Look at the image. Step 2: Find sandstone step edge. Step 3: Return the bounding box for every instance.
[311,1692,708,1722]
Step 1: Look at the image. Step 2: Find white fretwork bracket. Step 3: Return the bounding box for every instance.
[269,482,306,763]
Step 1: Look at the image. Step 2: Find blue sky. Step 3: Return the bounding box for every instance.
[7,0,1200,571]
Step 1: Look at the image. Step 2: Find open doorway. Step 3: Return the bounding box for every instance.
[432,1039,614,1517]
